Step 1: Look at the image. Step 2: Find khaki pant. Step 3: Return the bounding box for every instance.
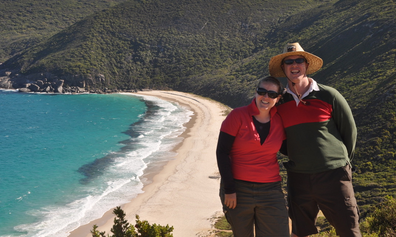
[220,180,289,237]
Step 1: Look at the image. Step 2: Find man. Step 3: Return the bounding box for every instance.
[269,42,361,237]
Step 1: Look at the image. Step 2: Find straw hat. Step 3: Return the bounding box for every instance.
[269,42,323,77]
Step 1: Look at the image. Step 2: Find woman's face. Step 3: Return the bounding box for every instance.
[255,82,280,111]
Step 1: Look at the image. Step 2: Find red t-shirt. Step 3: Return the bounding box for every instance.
[220,99,285,183]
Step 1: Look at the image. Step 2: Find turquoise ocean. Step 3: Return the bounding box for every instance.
[0,90,193,237]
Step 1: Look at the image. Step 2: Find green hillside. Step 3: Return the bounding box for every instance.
[0,0,127,62]
[1,0,395,221]
[2,0,325,94]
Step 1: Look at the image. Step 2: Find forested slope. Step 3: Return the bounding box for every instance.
[0,0,127,62]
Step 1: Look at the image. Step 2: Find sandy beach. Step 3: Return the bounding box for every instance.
[68,90,229,237]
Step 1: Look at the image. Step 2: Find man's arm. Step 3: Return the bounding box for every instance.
[332,91,357,159]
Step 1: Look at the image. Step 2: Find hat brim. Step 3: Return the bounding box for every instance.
[269,51,323,77]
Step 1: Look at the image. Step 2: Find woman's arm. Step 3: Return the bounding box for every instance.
[216,131,238,208]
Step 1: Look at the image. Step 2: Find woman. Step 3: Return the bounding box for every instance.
[216,76,289,237]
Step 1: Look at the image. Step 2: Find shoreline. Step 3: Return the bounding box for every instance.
[68,90,229,237]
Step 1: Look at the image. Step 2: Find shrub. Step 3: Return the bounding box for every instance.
[91,206,174,237]
[361,196,396,236]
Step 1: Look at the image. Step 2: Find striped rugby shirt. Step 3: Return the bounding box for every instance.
[277,79,357,173]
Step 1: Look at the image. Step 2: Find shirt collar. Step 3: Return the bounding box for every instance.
[286,78,319,106]
[248,98,278,117]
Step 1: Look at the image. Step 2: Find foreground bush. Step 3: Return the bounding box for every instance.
[91,206,174,237]
[361,196,396,236]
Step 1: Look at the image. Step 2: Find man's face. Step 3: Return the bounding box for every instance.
[281,55,309,81]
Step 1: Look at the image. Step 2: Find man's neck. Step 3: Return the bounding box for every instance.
[288,76,310,96]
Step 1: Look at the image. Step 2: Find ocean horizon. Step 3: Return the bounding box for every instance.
[0,90,193,237]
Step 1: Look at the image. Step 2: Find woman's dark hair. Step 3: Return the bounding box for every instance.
[256,76,284,94]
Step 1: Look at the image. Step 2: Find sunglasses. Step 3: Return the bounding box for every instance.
[283,58,306,65]
[256,88,280,99]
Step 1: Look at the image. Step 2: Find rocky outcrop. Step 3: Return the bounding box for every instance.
[0,76,12,89]
[1,69,93,93]
[0,69,140,94]
[22,78,64,93]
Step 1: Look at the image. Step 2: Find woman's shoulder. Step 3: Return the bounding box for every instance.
[228,104,250,116]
